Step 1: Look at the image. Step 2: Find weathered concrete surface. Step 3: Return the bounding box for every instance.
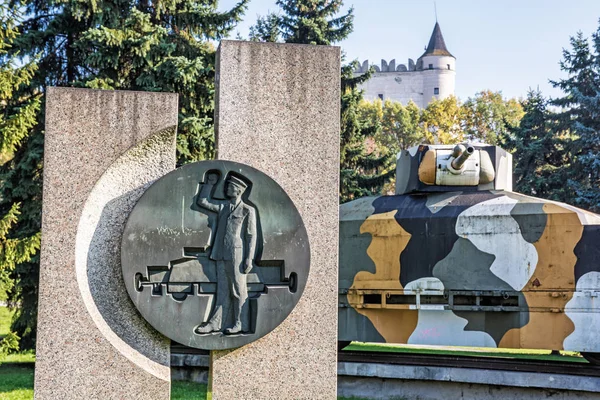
[174,355,600,398]
[210,40,340,399]
[35,87,177,399]
[338,362,600,399]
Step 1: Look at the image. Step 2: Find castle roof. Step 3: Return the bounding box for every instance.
[420,22,454,58]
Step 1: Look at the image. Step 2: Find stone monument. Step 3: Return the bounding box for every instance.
[209,41,340,399]
[35,39,339,400]
[35,88,177,399]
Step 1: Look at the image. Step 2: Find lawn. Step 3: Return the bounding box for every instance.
[345,342,586,363]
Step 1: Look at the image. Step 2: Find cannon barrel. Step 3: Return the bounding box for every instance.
[451,144,474,170]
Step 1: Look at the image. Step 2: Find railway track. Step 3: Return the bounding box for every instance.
[338,349,600,377]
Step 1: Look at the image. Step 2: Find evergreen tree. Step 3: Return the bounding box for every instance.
[5,0,247,349]
[276,0,353,45]
[504,90,571,201]
[0,3,41,353]
[551,29,600,211]
[77,0,248,163]
[249,0,394,202]
[249,13,281,42]
[340,63,394,201]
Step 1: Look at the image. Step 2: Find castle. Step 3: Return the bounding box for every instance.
[355,22,455,108]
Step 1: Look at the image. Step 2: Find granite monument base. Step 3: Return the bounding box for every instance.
[35,88,177,399]
[209,41,341,399]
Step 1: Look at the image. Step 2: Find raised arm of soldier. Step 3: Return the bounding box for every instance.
[196,172,221,213]
[243,207,257,274]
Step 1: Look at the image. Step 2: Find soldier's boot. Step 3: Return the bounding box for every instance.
[224,322,242,335]
[195,321,219,334]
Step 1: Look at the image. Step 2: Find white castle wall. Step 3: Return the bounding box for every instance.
[357,57,456,108]
[360,71,425,107]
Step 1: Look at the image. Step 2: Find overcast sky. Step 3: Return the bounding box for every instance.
[218,0,600,101]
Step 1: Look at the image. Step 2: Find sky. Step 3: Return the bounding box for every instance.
[218,0,600,101]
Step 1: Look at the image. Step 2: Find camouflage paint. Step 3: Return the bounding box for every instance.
[405,277,497,347]
[339,191,600,352]
[499,203,582,349]
[564,272,600,351]
[347,210,419,343]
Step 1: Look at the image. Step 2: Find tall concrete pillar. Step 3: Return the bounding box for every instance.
[210,41,340,399]
[35,88,177,399]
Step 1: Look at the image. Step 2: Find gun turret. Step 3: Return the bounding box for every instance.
[396,143,512,194]
[450,144,475,171]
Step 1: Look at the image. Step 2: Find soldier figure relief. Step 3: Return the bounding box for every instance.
[195,171,257,335]
[122,160,310,350]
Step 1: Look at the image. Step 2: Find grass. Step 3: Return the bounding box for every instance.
[0,364,34,400]
[171,381,207,399]
[345,342,587,363]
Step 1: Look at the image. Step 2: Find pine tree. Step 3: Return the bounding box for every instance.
[504,90,571,201]
[77,0,248,163]
[5,0,248,349]
[340,63,395,201]
[249,0,395,202]
[276,0,353,45]
[551,29,600,211]
[0,3,41,353]
[249,13,281,42]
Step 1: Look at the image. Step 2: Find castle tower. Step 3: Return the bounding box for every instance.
[355,21,456,108]
[417,22,456,104]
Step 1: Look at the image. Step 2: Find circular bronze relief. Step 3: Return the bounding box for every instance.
[122,161,310,350]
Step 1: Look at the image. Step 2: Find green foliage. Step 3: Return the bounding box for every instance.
[504,90,572,201]
[358,99,424,155]
[356,91,523,193]
[76,0,249,163]
[0,307,21,363]
[420,95,464,144]
[359,91,523,150]
[0,4,42,353]
[249,13,281,42]
[462,90,523,145]
[340,62,395,202]
[550,27,600,212]
[276,0,353,45]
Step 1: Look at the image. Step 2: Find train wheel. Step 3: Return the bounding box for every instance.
[582,352,600,365]
[338,341,351,351]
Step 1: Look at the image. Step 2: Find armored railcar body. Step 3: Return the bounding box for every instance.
[339,144,600,360]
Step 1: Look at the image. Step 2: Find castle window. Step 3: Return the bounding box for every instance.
[447,64,451,70]
[378,94,384,100]
[434,88,440,95]
[428,64,433,69]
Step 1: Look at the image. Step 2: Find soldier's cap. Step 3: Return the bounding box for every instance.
[227,175,248,190]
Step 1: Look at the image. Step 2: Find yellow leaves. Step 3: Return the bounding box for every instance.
[421,95,464,144]
[358,91,524,149]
